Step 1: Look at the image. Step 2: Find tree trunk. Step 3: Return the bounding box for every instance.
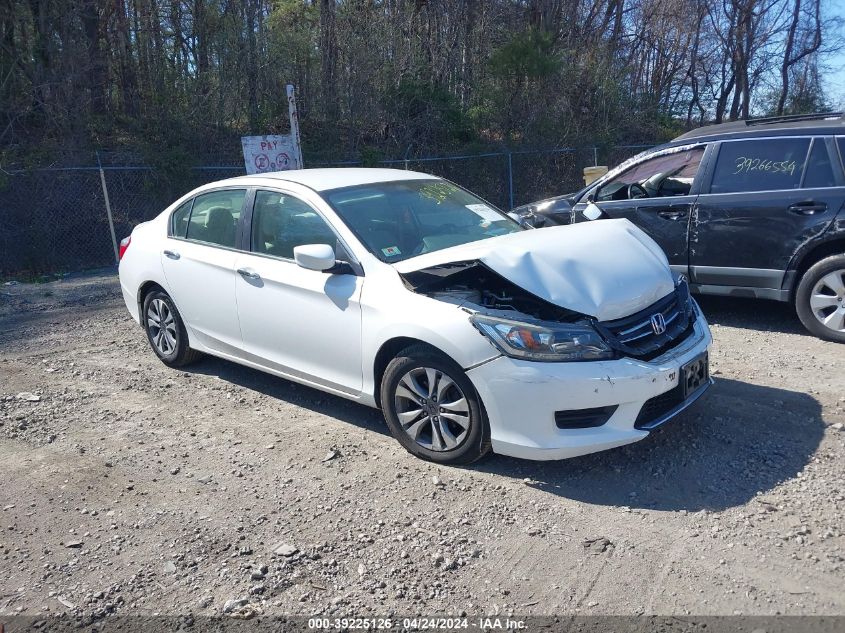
[246,0,259,130]
[115,0,139,117]
[80,0,108,115]
[320,0,338,121]
[777,0,822,114]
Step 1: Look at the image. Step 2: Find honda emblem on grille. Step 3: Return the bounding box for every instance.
[650,313,667,335]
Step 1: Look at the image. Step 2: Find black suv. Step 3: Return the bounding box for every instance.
[515,113,845,342]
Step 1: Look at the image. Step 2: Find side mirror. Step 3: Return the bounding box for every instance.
[507,211,539,229]
[582,202,604,221]
[293,244,336,271]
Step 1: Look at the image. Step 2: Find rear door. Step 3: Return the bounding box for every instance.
[233,189,364,394]
[690,136,845,293]
[160,187,248,354]
[584,144,708,276]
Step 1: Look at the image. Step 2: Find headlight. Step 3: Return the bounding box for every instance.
[470,315,614,362]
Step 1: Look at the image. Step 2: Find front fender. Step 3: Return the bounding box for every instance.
[358,270,500,402]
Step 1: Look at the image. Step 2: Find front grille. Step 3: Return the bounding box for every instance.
[634,383,685,429]
[594,282,694,360]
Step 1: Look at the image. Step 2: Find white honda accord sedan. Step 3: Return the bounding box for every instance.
[118,168,713,464]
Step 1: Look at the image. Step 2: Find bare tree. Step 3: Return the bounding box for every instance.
[777,0,822,114]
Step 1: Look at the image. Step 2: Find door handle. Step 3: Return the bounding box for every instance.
[657,210,688,221]
[788,202,827,216]
[237,267,261,280]
[163,249,180,260]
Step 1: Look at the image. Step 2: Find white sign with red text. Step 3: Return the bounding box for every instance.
[241,134,302,174]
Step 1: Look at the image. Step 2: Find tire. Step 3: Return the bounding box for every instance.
[795,254,845,343]
[142,290,203,367]
[380,344,491,464]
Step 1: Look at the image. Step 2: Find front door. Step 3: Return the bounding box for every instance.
[585,145,707,276]
[234,189,364,394]
[691,136,845,291]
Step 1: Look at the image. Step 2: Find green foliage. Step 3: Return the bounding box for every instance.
[489,29,561,81]
[386,78,476,149]
[139,144,196,200]
[359,146,384,167]
[267,0,319,73]
[759,84,831,117]
[3,0,837,167]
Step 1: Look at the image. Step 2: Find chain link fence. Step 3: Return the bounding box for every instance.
[0,145,655,278]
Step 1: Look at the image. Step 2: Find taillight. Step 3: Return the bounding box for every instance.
[119,235,131,260]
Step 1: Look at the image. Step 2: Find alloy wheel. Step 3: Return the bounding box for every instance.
[809,269,845,333]
[147,298,178,355]
[393,367,471,452]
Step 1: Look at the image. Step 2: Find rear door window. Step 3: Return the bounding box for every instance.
[710,138,810,194]
[170,199,193,238]
[802,139,836,188]
[185,189,246,248]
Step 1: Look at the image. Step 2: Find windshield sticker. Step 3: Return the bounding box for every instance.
[381,246,402,257]
[418,181,458,204]
[466,204,502,223]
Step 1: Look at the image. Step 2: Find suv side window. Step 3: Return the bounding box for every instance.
[710,138,810,194]
[596,147,704,202]
[803,139,836,188]
[185,189,246,248]
[170,199,193,238]
[251,190,338,260]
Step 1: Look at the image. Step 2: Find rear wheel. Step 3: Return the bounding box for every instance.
[795,254,845,343]
[142,290,203,366]
[380,345,491,464]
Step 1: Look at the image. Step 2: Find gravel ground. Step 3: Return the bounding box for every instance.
[0,270,843,623]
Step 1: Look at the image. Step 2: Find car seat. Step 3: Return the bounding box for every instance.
[205,206,236,247]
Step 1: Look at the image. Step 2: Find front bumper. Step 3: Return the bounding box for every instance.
[466,314,712,460]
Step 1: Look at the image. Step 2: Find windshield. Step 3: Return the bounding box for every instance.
[324,179,521,263]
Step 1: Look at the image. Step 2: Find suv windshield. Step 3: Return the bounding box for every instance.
[325,179,521,263]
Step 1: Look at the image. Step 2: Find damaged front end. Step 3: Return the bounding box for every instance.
[400,261,697,363]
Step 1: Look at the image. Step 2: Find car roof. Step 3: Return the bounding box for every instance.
[670,112,845,145]
[208,168,437,192]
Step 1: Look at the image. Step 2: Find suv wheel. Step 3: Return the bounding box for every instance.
[142,290,203,366]
[380,345,491,464]
[795,254,845,343]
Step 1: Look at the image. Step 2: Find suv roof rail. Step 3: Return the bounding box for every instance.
[745,111,842,126]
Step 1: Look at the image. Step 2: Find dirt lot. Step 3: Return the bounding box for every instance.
[0,270,844,622]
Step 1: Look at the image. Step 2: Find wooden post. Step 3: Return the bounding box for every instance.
[96,151,120,265]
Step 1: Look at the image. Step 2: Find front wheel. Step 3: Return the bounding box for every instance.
[795,254,845,343]
[380,345,491,464]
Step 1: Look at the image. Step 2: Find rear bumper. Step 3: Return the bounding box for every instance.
[120,280,141,325]
[466,314,712,461]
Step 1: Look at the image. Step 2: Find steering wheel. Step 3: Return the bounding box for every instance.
[627,183,649,200]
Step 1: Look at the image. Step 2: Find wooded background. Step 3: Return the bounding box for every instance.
[0,0,842,168]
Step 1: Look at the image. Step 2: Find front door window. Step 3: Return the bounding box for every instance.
[596,147,705,201]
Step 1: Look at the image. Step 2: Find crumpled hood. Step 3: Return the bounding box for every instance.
[393,219,675,321]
